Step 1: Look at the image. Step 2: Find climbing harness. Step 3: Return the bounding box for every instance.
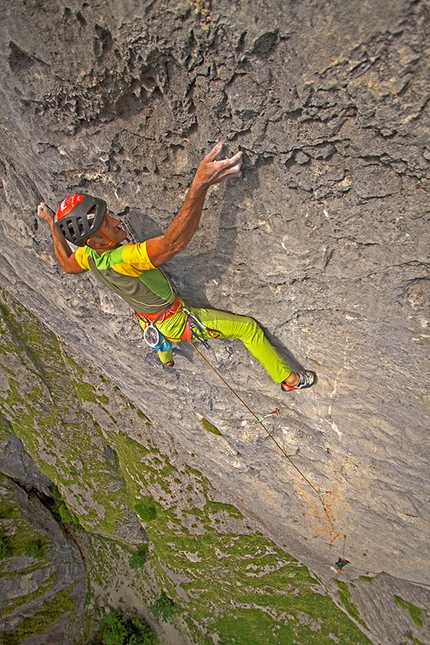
[135,300,221,351]
[136,296,182,324]
[188,339,341,545]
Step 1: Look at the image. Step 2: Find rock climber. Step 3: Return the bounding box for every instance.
[37,142,315,392]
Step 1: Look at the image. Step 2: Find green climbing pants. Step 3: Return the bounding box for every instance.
[151,306,292,384]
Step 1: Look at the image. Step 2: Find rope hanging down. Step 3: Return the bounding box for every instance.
[188,340,341,544]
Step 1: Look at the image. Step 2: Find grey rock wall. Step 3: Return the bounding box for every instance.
[0,1,429,643]
[0,400,86,645]
[0,470,86,645]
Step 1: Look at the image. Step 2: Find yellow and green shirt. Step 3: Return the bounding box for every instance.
[74,242,175,314]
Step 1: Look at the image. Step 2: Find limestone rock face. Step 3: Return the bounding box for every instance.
[0,419,87,644]
[0,471,86,645]
[0,1,429,644]
[0,429,53,497]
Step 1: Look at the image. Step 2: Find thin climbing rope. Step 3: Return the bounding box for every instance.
[189,340,341,543]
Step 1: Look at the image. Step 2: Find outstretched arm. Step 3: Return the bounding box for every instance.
[37,203,85,274]
[146,142,242,266]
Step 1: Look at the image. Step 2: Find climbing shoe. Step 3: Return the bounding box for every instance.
[281,370,316,392]
[164,360,175,367]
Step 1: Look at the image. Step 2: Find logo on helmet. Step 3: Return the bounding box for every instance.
[56,194,84,220]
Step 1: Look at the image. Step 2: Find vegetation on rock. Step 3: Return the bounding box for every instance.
[0,289,380,644]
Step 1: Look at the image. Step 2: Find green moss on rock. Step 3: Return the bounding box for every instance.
[134,497,157,522]
[1,589,76,645]
[200,418,223,436]
[394,595,424,628]
[335,579,366,628]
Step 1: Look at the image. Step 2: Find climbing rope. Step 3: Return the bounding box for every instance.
[188,340,341,544]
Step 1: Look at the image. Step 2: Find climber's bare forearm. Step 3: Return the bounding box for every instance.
[146,182,208,265]
[51,233,84,273]
[37,202,85,274]
[146,143,242,267]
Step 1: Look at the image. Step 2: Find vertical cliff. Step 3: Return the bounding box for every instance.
[0,1,429,644]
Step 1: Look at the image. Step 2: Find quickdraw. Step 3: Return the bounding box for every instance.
[182,307,220,348]
[334,558,349,572]
[256,409,280,422]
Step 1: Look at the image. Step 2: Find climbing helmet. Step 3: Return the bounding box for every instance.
[55,194,107,246]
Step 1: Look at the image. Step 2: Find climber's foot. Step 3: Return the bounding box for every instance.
[164,360,175,367]
[281,370,316,392]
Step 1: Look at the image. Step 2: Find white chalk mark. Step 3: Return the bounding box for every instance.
[327,420,342,438]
